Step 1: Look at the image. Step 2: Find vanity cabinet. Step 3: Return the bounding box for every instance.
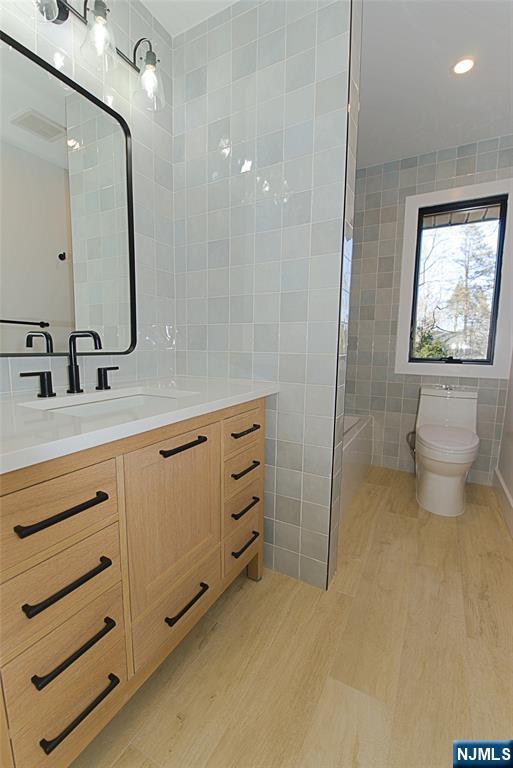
[0,398,265,768]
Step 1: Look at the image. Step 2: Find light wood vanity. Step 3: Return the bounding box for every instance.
[0,398,265,768]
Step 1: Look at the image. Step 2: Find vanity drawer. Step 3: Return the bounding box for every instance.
[223,443,264,501]
[223,481,263,538]
[1,460,118,578]
[223,407,262,458]
[2,583,125,736]
[0,524,121,664]
[223,511,262,580]
[8,638,127,768]
[132,546,221,672]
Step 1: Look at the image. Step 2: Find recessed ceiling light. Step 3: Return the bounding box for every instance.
[453,58,475,75]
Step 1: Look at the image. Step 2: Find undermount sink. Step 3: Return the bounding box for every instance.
[20,386,199,416]
[48,395,185,420]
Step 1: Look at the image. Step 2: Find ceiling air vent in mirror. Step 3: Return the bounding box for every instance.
[10,109,65,142]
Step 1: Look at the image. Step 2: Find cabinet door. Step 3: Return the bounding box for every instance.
[124,422,220,617]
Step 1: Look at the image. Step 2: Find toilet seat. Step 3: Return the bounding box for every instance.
[416,424,479,463]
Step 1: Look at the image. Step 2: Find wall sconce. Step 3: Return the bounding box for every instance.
[33,0,58,22]
[34,1,166,111]
[131,38,165,112]
[34,0,79,25]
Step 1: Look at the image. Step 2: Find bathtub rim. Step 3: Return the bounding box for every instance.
[343,414,373,448]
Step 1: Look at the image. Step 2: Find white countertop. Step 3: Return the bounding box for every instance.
[0,377,279,475]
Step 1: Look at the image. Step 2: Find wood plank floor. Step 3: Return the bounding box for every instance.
[72,469,513,768]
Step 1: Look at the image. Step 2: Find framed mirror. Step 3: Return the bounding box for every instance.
[0,30,136,357]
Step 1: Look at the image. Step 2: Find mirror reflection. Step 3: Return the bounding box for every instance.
[0,39,133,355]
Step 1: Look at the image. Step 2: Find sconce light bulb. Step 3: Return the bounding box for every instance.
[135,48,165,112]
[141,64,158,98]
[34,0,59,22]
[91,18,108,56]
[53,51,65,70]
[81,0,117,72]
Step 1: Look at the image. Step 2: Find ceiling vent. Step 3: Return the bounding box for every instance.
[10,109,65,142]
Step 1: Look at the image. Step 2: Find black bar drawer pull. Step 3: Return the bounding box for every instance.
[232,496,260,521]
[13,491,109,539]
[165,582,209,627]
[39,673,120,755]
[31,617,116,691]
[231,460,260,481]
[159,435,207,458]
[21,556,112,619]
[232,531,260,559]
[231,423,260,440]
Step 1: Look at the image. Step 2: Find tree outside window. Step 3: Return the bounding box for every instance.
[410,196,507,364]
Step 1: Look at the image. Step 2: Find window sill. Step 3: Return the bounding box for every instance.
[394,359,509,379]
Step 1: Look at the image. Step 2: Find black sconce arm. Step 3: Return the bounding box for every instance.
[43,1,160,76]
[132,38,153,66]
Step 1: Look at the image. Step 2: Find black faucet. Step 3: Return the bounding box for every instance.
[26,331,54,353]
[67,331,102,394]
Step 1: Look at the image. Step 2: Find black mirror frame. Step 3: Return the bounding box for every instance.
[0,29,137,358]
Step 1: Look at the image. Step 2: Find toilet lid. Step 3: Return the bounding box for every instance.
[417,424,479,452]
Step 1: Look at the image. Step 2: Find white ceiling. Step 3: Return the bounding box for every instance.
[357,0,513,168]
[144,0,234,38]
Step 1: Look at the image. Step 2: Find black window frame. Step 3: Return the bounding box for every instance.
[408,193,508,366]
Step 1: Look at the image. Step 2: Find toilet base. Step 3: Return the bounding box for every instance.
[416,458,472,517]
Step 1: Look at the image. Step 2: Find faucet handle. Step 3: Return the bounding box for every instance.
[96,366,119,391]
[19,371,56,398]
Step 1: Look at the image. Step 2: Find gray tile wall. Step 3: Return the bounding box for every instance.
[0,0,175,391]
[348,136,513,484]
[171,0,355,587]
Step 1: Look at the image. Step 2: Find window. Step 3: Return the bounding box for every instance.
[395,179,513,379]
[409,195,507,365]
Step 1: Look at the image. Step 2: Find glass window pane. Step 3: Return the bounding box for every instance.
[411,198,505,362]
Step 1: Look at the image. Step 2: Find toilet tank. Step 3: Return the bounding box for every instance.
[416,385,478,431]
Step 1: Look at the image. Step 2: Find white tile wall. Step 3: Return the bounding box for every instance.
[172,0,356,587]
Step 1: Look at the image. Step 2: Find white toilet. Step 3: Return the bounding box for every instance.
[415,385,480,517]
